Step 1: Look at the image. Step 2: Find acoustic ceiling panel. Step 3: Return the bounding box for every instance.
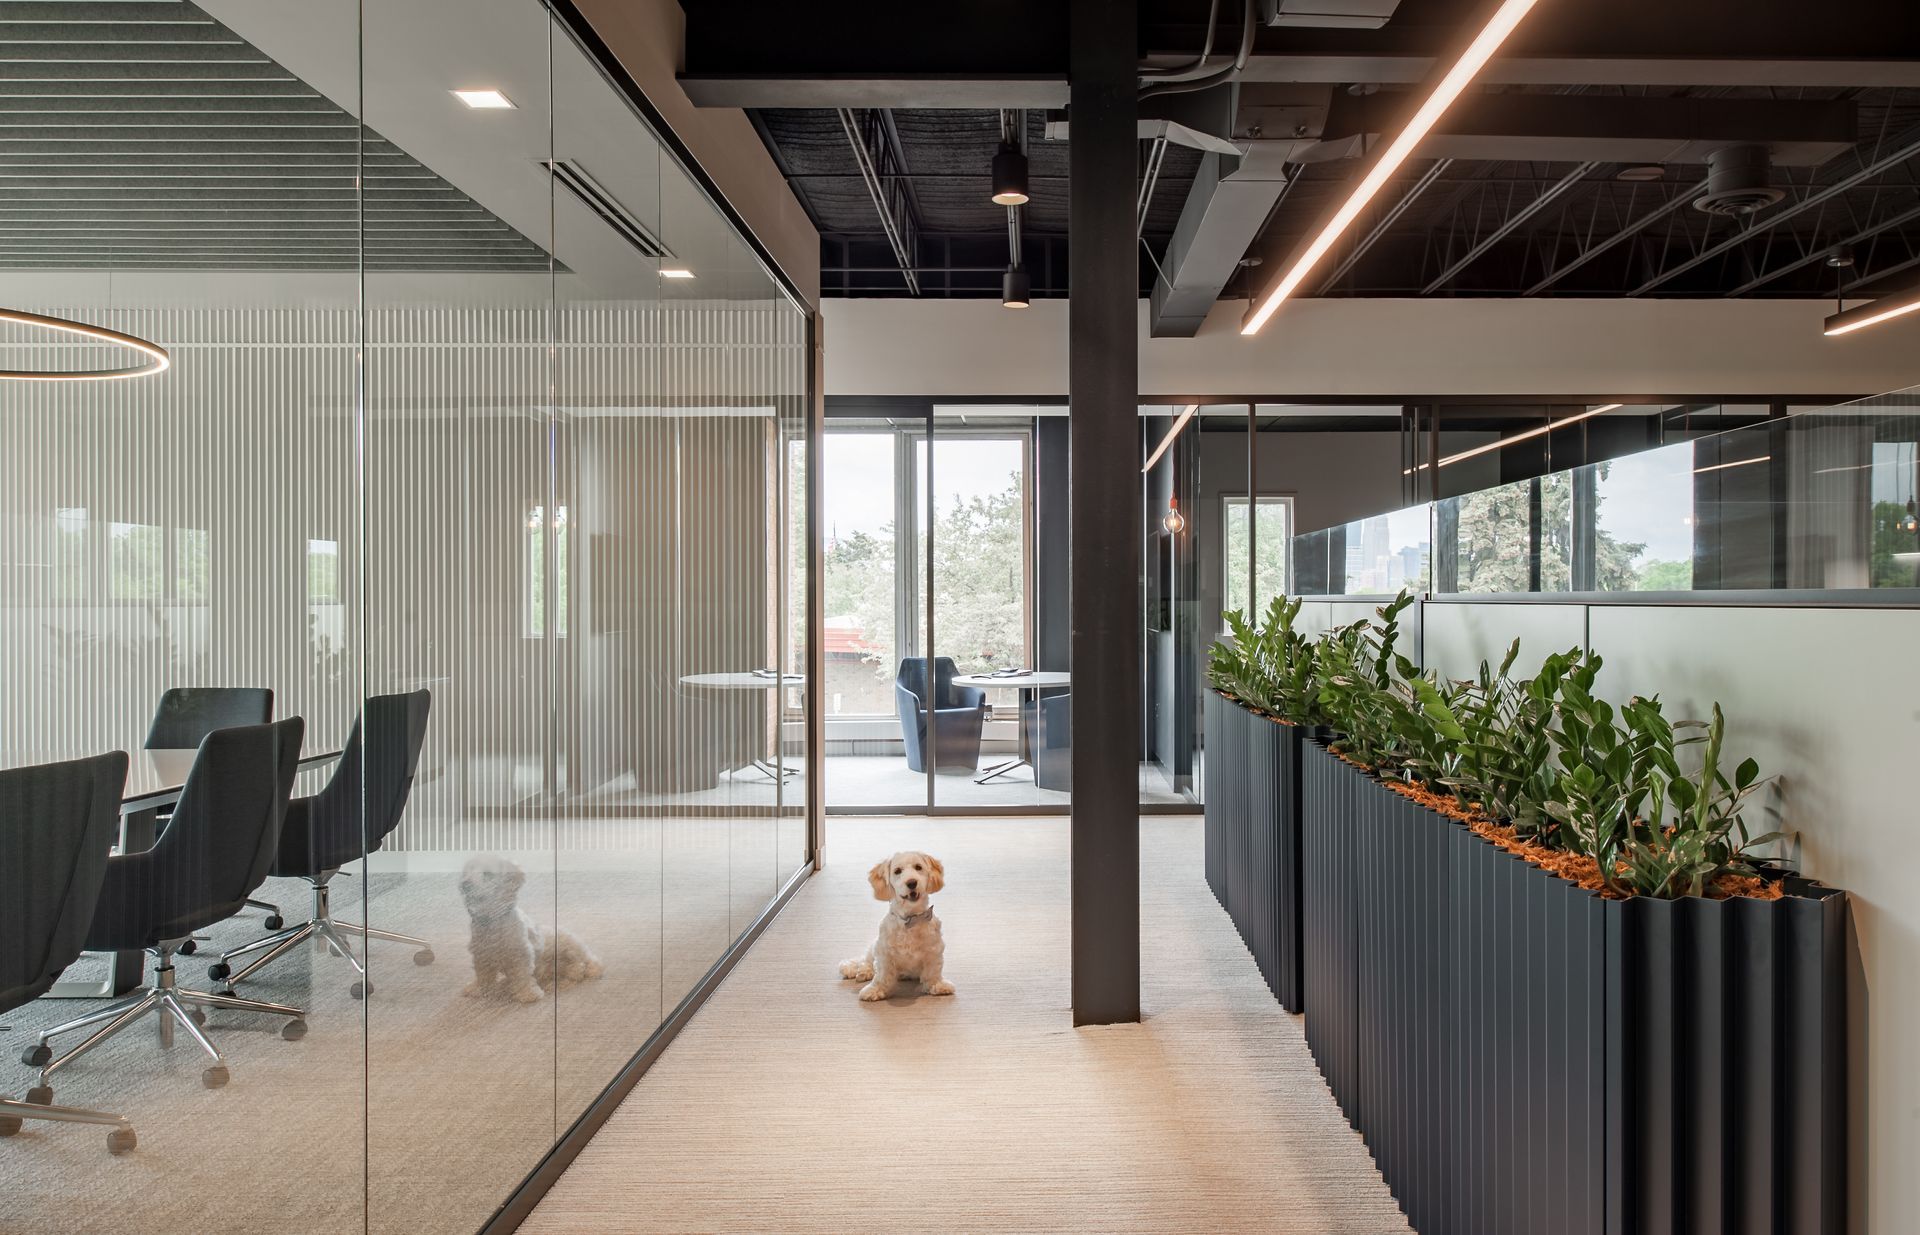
[0,0,553,271]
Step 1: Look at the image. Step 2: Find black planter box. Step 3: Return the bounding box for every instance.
[1299,738,1848,1235]
[1201,691,1304,1011]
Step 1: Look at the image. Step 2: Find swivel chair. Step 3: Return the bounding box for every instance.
[895,657,987,773]
[146,687,283,929]
[0,753,137,1154]
[23,719,308,1092]
[211,691,433,1000]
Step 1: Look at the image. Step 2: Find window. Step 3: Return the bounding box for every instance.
[108,521,165,601]
[176,528,209,602]
[525,503,569,638]
[52,507,87,601]
[308,538,341,605]
[821,433,898,715]
[1224,495,1293,621]
[920,435,1028,678]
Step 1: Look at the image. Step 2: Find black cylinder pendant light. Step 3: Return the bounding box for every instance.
[1001,266,1031,309]
[991,145,1029,206]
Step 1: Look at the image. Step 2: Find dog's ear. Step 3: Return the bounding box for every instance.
[505,862,526,895]
[924,855,945,893]
[867,859,893,901]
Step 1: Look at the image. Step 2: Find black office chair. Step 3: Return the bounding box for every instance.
[23,719,308,1093]
[895,657,987,773]
[1027,692,1072,792]
[146,687,284,931]
[0,753,138,1154]
[211,692,433,1000]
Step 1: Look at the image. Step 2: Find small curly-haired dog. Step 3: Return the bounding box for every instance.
[459,854,603,1003]
[838,850,953,1002]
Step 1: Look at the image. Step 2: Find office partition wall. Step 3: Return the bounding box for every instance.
[0,2,811,1232]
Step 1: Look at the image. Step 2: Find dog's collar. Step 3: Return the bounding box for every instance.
[891,906,934,926]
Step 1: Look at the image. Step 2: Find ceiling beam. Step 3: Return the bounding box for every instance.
[1421,161,1599,294]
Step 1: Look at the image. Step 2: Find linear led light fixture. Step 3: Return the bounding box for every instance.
[1694,455,1771,474]
[661,268,696,279]
[0,308,169,381]
[1824,285,1920,336]
[1404,404,1620,474]
[1241,0,1544,336]
[1142,404,1200,473]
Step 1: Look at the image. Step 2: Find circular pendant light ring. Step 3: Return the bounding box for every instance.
[0,308,170,381]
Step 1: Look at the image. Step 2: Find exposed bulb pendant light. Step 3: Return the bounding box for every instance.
[991,144,1029,206]
[1162,496,1186,535]
[0,308,170,381]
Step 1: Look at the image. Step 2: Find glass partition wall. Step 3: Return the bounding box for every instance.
[0,3,811,1233]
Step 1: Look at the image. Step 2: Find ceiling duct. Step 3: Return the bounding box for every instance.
[1260,0,1403,28]
[543,160,674,260]
[1692,144,1786,217]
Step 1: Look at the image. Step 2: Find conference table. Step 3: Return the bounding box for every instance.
[951,670,1071,785]
[677,671,805,783]
[7,745,343,999]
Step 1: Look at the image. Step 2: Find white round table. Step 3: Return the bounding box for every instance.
[678,671,805,781]
[951,671,1071,784]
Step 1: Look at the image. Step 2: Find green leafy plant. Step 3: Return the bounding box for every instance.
[1313,591,1415,769]
[1209,595,1321,725]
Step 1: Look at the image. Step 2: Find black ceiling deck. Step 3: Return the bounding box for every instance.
[0,0,552,272]
[708,0,1920,303]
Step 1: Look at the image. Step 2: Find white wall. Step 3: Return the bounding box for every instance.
[824,298,1920,399]
[1302,594,1915,1235]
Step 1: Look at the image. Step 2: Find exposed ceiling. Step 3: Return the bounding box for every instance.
[695,0,1920,318]
[0,0,552,272]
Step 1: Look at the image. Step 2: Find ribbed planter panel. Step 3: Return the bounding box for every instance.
[1299,739,1847,1235]
[1201,692,1304,1011]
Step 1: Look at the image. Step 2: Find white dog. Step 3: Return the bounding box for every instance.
[838,850,953,1002]
[459,854,604,1003]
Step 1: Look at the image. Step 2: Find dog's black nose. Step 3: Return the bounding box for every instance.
[905,878,918,889]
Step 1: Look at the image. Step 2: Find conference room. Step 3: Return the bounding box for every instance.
[0,1,806,1232]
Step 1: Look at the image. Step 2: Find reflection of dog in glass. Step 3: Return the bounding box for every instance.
[459,855,604,1003]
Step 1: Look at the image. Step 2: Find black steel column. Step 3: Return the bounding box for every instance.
[1069,0,1139,1026]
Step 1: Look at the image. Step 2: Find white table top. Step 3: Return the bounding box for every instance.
[952,670,1071,690]
[679,671,806,690]
[5,748,341,813]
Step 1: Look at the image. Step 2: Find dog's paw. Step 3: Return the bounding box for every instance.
[857,982,890,1002]
[511,986,543,1004]
[839,959,874,981]
[462,981,487,999]
[926,980,955,996]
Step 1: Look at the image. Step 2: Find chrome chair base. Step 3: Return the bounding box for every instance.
[213,875,432,994]
[26,943,305,1093]
[0,1094,136,1154]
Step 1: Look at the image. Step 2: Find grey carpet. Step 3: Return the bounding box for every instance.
[521,817,1411,1234]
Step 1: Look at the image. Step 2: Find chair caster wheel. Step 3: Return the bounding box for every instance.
[20,1044,50,1067]
[201,1066,228,1090]
[414,949,434,966]
[187,1009,207,1029]
[107,1128,137,1155]
[25,1086,53,1106]
[0,1115,21,1137]
[264,915,284,930]
[281,1019,307,1042]
[178,939,197,956]
[350,981,372,1000]
[207,962,231,981]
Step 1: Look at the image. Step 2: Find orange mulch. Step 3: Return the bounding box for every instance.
[1372,771,1783,902]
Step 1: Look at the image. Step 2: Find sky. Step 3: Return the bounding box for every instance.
[823,432,1023,543]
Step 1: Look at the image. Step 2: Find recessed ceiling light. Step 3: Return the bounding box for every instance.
[453,89,515,110]
[660,268,696,279]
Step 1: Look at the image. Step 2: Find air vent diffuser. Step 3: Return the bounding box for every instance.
[543,160,674,260]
